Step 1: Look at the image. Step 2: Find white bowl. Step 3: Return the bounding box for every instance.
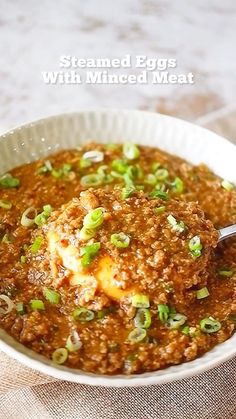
[0,110,235,387]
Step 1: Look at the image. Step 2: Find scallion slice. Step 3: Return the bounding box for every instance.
[134,308,151,329]
[121,185,135,200]
[79,226,97,241]
[127,328,147,343]
[154,206,166,215]
[200,317,221,333]
[37,160,52,174]
[81,242,101,267]
[171,177,184,194]
[167,214,186,233]
[73,307,95,322]
[43,288,60,304]
[181,325,190,335]
[30,299,45,311]
[82,150,104,163]
[35,204,52,226]
[79,158,92,169]
[221,179,234,191]
[149,190,169,200]
[155,168,169,181]
[131,294,150,308]
[0,295,14,315]
[167,313,187,329]
[83,208,104,229]
[0,173,20,188]
[66,330,82,352]
[157,304,170,323]
[189,236,203,258]
[16,302,25,315]
[0,199,12,210]
[52,348,68,364]
[110,232,130,248]
[144,174,157,186]
[196,287,209,299]
[31,236,43,254]
[80,173,103,187]
[111,159,129,174]
[21,207,37,228]
[123,143,140,160]
[218,268,233,277]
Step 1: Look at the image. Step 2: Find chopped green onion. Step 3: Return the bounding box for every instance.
[16,302,25,315]
[171,177,184,194]
[167,214,186,233]
[80,173,103,187]
[1,233,12,244]
[121,184,135,200]
[110,232,130,248]
[131,294,150,308]
[52,163,72,179]
[111,159,129,174]
[79,158,92,169]
[31,236,43,254]
[0,199,12,210]
[144,174,157,186]
[155,168,169,181]
[37,160,52,174]
[20,255,27,264]
[0,294,14,315]
[127,328,147,343]
[73,307,95,322]
[52,348,68,364]
[0,173,20,188]
[83,208,104,229]
[149,190,169,200]
[97,166,113,184]
[66,330,82,352]
[35,204,52,226]
[123,142,140,160]
[79,226,97,241]
[154,206,166,215]
[200,317,221,333]
[81,242,101,267]
[82,150,104,163]
[134,308,151,329]
[151,162,161,173]
[189,236,203,258]
[218,268,233,277]
[43,288,60,304]
[167,313,187,329]
[181,325,190,335]
[157,304,170,323]
[196,287,209,299]
[221,179,234,191]
[30,299,45,311]
[105,143,119,151]
[21,207,37,228]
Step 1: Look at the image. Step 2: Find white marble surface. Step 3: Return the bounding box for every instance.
[0,0,236,131]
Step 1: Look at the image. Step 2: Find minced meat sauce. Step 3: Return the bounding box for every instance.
[0,142,235,374]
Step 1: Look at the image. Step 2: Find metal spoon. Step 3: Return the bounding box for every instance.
[218,224,236,242]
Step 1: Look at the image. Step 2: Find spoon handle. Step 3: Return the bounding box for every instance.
[218,224,236,242]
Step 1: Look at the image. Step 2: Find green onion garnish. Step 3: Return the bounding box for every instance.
[20,255,27,264]
[171,177,184,194]
[79,227,97,241]
[0,173,20,189]
[167,214,186,233]
[43,288,60,304]
[30,299,45,311]
[157,304,170,323]
[154,206,166,215]
[110,232,130,248]
[1,233,12,244]
[155,168,169,181]
[111,159,129,174]
[221,179,234,191]
[181,325,190,335]
[131,294,150,308]
[218,268,233,277]
[189,235,203,258]
[81,242,101,267]
[167,313,187,329]
[37,160,52,174]
[0,199,12,210]
[149,190,169,200]
[127,328,147,343]
[196,287,209,299]
[66,330,82,352]
[123,143,140,160]
[21,207,37,228]
[52,163,72,179]
[52,348,68,364]
[144,174,157,186]
[79,158,92,169]
[16,302,25,315]
[80,173,103,187]
[134,308,151,329]
[121,184,135,200]
[82,150,104,163]
[31,236,43,254]
[200,317,221,333]
[35,204,52,226]
[73,307,95,322]
[83,208,104,229]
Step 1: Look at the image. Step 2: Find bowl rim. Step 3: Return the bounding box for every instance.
[0,109,235,387]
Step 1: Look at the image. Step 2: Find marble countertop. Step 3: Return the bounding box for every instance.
[0,0,236,132]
